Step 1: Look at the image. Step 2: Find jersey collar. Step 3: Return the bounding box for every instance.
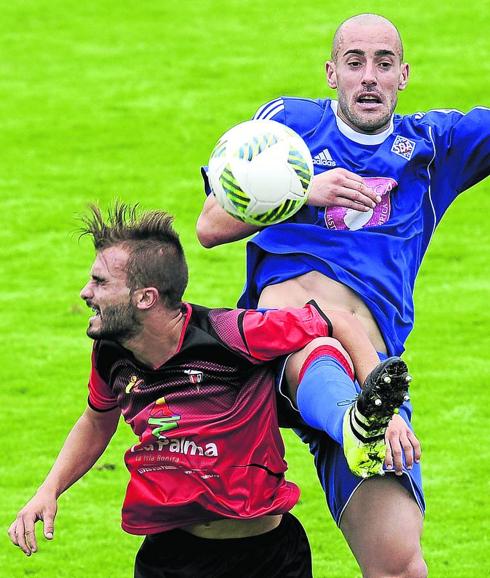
[330,100,394,145]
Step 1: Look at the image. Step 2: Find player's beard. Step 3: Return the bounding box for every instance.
[337,89,397,134]
[87,301,143,342]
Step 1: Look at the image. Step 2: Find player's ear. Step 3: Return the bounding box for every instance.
[398,63,409,91]
[133,287,159,310]
[326,61,337,89]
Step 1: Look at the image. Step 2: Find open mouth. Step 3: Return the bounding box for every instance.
[87,302,101,319]
[356,93,382,105]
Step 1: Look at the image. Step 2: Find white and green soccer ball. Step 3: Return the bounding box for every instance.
[208,119,313,226]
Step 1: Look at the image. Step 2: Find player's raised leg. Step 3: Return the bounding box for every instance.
[340,476,427,578]
[343,357,411,477]
[285,339,410,478]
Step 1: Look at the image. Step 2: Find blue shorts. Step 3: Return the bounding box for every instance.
[275,355,425,525]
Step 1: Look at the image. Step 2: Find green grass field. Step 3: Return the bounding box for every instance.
[1,1,489,576]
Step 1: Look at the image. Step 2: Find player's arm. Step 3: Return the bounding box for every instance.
[424,107,490,217]
[196,193,261,248]
[236,302,379,383]
[8,405,120,556]
[196,170,381,248]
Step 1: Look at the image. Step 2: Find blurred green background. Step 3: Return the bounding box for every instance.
[1,1,489,576]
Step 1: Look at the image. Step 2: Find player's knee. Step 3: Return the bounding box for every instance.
[409,558,428,578]
[397,557,428,578]
[367,553,427,578]
[286,337,354,400]
[299,337,351,365]
[299,337,354,380]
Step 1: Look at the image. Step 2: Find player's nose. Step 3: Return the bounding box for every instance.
[361,61,377,86]
[80,282,93,300]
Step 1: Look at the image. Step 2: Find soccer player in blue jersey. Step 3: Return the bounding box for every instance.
[196,13,490,578]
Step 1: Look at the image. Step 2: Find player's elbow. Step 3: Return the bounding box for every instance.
[196,214,221,248]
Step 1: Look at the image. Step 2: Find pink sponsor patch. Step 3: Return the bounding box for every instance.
[325,177,397,231]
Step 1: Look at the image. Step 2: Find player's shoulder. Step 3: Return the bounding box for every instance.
[186,302,238,336]
[253,96,329,119]
[396,107,470,132]
[93,339,128,381]
[253,96,331,137]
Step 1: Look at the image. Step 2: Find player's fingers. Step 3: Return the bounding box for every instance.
[13,518,32,556]
[332,168,380,202]
[400,433,415,470]
[341,175,381,204]
[388,436,404,475]
[329,184,377,209]
[384,438,394,470]
[8,521,20,547]
[43,509,56,540]
[24,527,38,554]
[407,430,422,463]
[342,181,380,207]
[329,194,373,212]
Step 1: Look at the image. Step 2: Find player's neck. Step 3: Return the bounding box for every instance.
[123,306,186,369]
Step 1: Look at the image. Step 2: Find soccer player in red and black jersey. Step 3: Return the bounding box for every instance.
[8,203,410,578]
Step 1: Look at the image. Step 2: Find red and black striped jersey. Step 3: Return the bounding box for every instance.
[88,302,331,535]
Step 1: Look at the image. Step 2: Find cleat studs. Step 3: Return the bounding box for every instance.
[374,398,382,406]
[403,394,410,401]
[405,375,412,383]
[383,375,392,384]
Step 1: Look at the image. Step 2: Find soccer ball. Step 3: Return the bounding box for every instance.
[207,119,313,226]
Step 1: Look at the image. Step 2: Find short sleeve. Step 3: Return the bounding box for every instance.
[209,302,331,362]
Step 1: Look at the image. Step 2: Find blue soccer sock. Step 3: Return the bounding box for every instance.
[296,345,358,445]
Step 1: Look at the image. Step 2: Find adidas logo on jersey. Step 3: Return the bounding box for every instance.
[313,147,337,167]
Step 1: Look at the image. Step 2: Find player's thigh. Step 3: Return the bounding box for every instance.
[340,475,426,578]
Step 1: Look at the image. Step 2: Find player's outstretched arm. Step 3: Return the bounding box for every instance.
[8,405,120,556]
[196,194,261,248]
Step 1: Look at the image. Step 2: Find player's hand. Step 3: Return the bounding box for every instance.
[307,168,381,211]
[8,491,57,556]
[384,414,421,475]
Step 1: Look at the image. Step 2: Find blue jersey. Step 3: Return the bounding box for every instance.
[233,98,490,355]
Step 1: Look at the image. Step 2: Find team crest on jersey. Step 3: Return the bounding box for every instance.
[325,177,397,231]
[126,375,144,393]
[391,135,416,160]
[184,369,203,385]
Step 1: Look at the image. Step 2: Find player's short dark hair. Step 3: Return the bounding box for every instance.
[80,202,188,308]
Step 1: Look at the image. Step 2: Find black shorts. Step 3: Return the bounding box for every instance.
[134,513,312,578]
